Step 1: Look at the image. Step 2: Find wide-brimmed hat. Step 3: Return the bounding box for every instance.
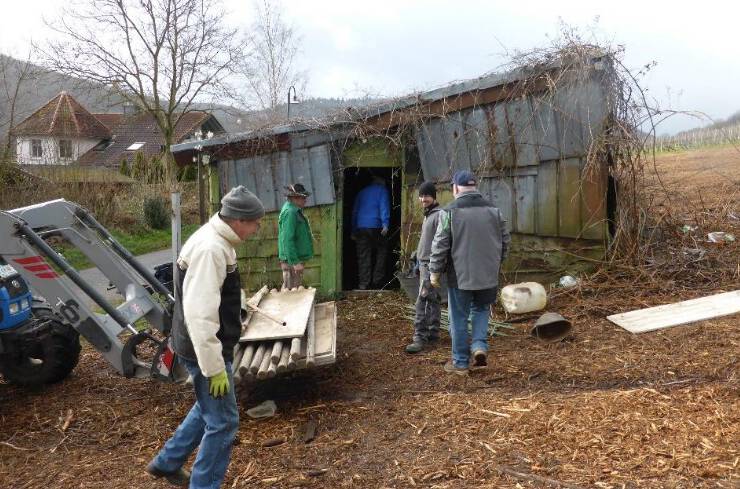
[285,183,311,198]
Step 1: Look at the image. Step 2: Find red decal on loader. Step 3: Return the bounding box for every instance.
[14,256,44,265]
[14,257,58,279]
[25,264,53,272]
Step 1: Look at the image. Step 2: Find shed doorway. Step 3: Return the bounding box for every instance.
[341,166,402,290]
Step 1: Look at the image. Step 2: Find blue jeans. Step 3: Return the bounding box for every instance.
[152,358,238,489]
[448,287,494,368]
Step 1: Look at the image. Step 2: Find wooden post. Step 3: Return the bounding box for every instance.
[289,337,301,360]
[238,343,255,376]
[249,343,266,374]
[270,341,283,363]
[257,348,272,379]
[277,347,290,373]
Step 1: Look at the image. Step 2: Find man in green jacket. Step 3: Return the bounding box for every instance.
[278,183,314,289]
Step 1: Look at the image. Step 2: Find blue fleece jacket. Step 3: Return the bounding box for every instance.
[352,183,390,231]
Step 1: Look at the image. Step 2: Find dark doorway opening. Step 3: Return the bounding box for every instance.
[341,166,402,290]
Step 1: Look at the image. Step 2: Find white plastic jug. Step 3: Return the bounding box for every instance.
[500,282,547,314]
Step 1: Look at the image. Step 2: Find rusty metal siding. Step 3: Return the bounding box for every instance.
[478,177,513,226]
[218,142,336,213]
[491,103,513,167]
[507,99,538,167]
[557,158,583,237]
[530,95,560,162]
[535,161,559,235]
[462,107,491,170]
[414,73,609,241]
[442,111,472,173]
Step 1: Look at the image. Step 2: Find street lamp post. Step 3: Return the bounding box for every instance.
[287,85,299,119]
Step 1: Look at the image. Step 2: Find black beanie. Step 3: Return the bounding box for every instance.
[418,181,437,199]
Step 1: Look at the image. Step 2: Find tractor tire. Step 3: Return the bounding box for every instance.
[0,307,81,386]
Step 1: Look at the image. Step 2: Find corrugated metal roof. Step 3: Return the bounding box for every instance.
[170,54,609,154]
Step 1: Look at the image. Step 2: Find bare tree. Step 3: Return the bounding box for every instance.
[0,53,43,164]
[245,0,307,120]
[43,0,244,187]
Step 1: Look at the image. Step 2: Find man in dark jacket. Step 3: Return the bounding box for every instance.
[430,171,510,376]
[278,183,314,289]
[148,186,265,488]
[406,181,443,353]
[352,176,391,289]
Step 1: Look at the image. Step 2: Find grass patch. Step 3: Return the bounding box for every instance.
[58,223,200,270]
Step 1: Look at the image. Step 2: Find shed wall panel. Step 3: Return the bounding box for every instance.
[506,99,538,167]
[514,175,536,233]
[442,111,471,172]
[491,104,514,167]
[536,160,559,236]
[308,144,336,206]
[580,163,607,240]
[530,96,560,161]
[479,178,513,226]
[462,107,491,171]
[558,158,583,238]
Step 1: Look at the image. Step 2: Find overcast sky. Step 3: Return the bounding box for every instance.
[2,0,737,135]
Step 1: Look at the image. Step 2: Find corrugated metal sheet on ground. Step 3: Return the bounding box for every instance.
[607,290,740,333]
[220,143,336,212]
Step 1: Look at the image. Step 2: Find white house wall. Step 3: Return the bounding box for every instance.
[16,136,101,165]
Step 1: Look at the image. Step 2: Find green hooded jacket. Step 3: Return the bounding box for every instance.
[278,201,314,265]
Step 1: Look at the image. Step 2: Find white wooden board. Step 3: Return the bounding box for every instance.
[241,287,316,341]
[607,290,740,333]
[296,302,337,367]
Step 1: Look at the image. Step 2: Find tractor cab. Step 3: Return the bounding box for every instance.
[0,257,32,331]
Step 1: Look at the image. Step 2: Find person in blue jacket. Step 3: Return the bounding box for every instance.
[352,176,391,289]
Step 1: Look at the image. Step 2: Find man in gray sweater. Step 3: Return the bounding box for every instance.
[406,181,443,354]
[429,171,510,376]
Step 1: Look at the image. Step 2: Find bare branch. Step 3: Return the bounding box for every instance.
[40,0,246,187]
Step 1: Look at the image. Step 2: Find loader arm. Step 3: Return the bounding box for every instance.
[0,199,178,380]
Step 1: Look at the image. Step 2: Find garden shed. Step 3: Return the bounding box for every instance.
[172,52,616,296]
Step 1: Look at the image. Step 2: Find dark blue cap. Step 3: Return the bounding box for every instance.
[452,170,476,186]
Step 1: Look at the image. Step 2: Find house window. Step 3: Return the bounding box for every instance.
[59,139,73,159]
[126,142,146,151]
[31,139,43,158]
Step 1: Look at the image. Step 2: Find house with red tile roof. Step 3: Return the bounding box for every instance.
[12,92,224,168]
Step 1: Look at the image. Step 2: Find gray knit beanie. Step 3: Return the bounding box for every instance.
[220,186,265,220]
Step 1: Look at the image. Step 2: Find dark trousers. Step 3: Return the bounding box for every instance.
[413,279,441,343]
[355,228,388,288]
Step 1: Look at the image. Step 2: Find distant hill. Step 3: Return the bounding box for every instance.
[1,54,379,152]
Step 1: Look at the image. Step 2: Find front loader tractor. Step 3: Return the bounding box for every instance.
[0,199,180,386]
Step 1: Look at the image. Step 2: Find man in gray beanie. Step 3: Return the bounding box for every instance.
[406,181,443,354]
[148,185,264,488]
